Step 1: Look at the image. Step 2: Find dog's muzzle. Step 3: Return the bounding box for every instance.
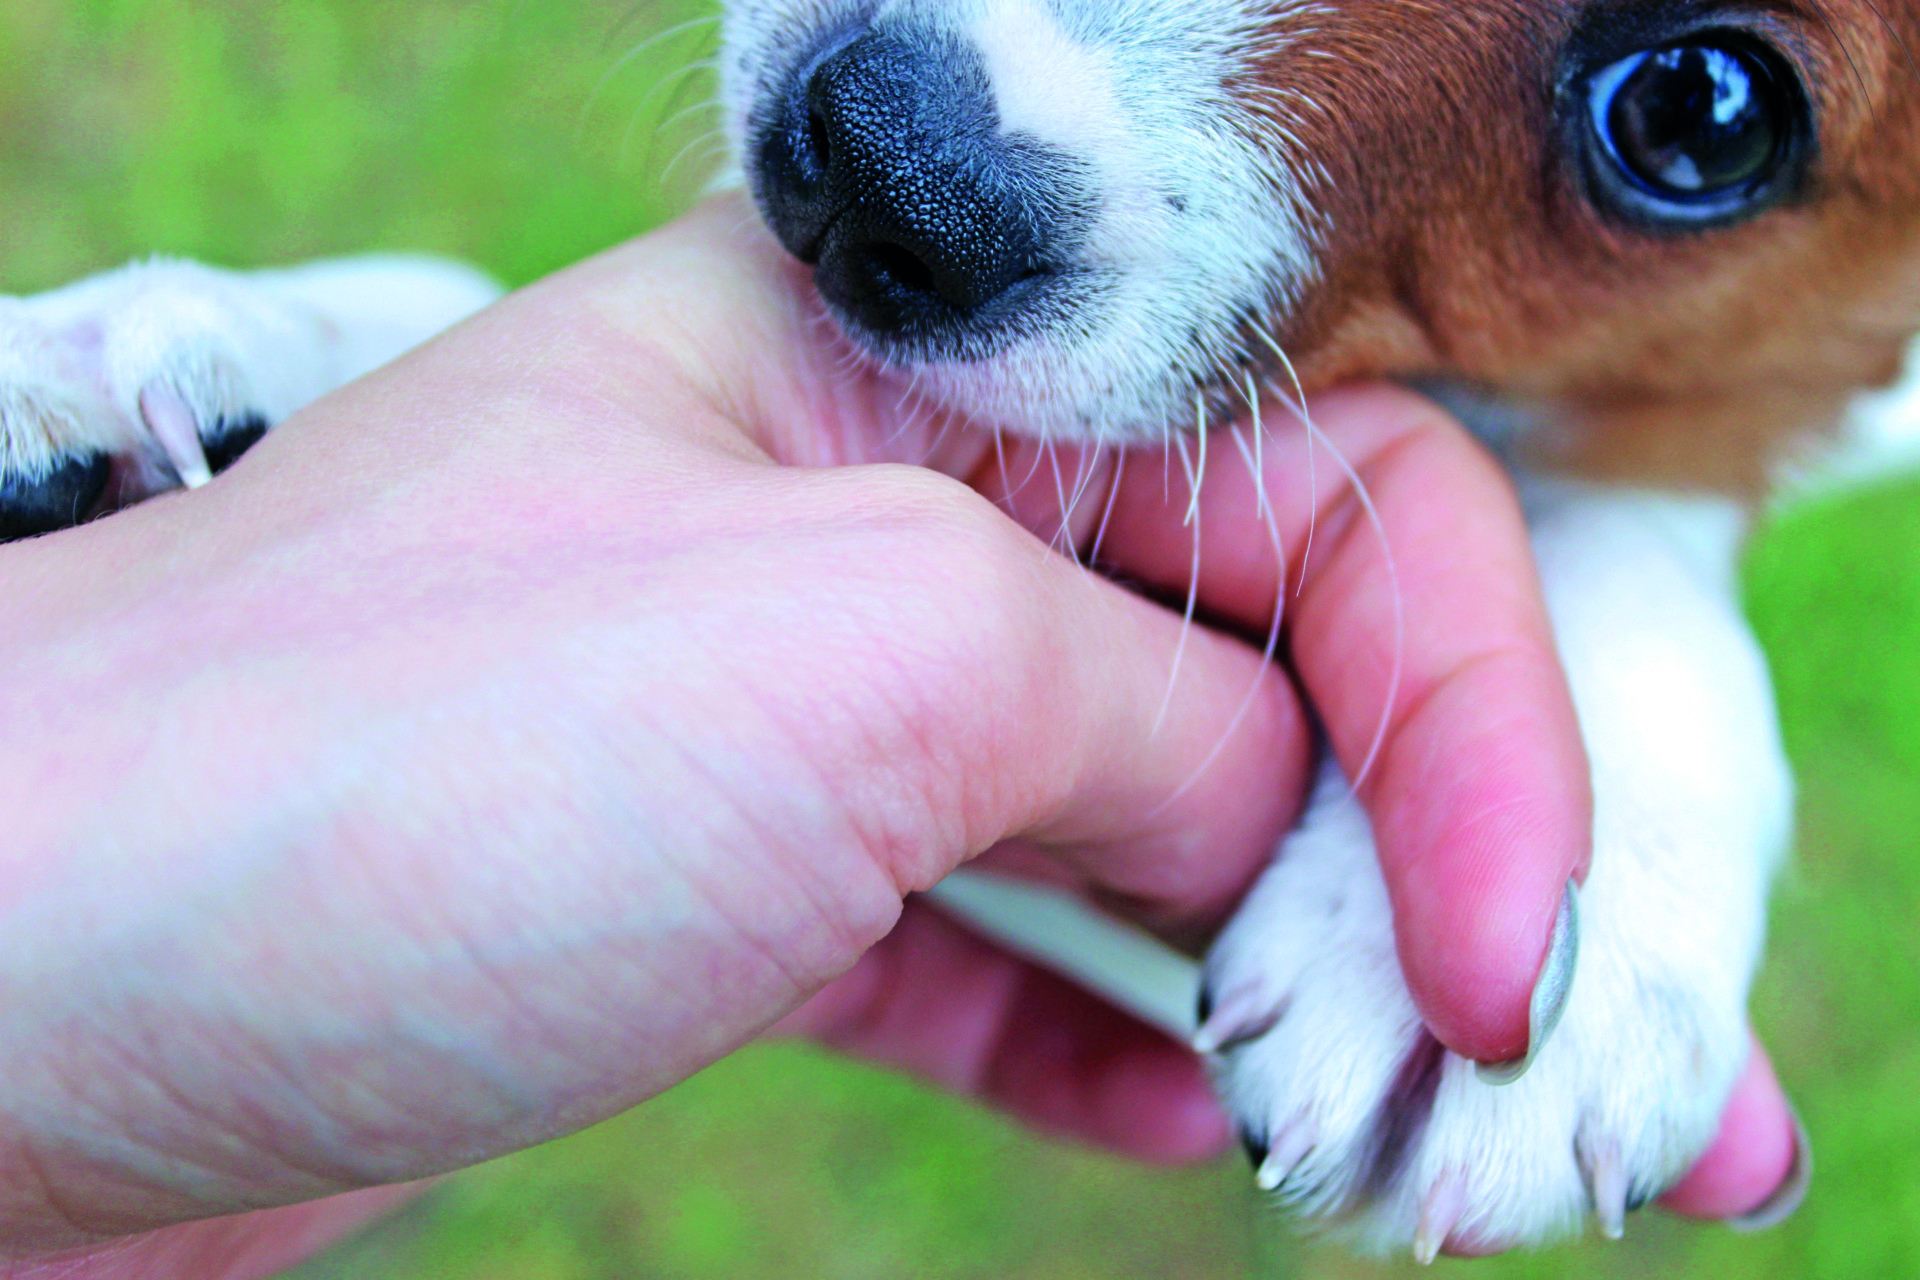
[750,26,1086,360]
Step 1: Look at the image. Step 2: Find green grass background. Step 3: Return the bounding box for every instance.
[3,2,1916,1275]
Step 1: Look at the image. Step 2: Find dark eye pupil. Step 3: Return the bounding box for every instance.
[1604,43,1782,197]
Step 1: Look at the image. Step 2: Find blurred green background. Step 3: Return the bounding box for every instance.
[3,1,1916,1276]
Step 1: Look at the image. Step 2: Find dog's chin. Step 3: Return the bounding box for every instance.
[819,300,1259,448]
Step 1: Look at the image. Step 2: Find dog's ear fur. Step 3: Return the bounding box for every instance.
[1241,0,1920,493]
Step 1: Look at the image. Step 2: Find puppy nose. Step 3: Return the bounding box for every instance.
[753,31,1075,350]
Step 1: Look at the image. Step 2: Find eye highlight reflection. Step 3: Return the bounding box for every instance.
[1579,32,1807,229]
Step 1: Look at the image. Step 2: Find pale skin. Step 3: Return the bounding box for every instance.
[0,200,1796,1276]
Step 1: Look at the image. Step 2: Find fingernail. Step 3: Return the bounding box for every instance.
[1476,878,1580,1086]
[1729,1102,1811,1233]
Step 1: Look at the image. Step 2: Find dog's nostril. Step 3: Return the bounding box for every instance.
[858,242,938,301]
[802,109,833,178]
[753,30,1080,353]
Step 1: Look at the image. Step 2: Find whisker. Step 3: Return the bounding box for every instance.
[1252,373,1268,523]
[604,5,718,55]
[1857,0,1920,83]
[1089,446,1127,567]
[1262,372,1404,792]
[657,129,728,192]
[885,379,927,449]
[1154,405,1207,739]
[628,56,721,172]
[1156,417,1290,809]
[655,94,723,139]
[1185,390,1209,529]
[1063,440,1103,566]
[892,367,924,418]
[994,421,1011,507]
[1046,434,1073,554]
[923,390,957,459]
[1803,0,1877,126]
[1253,328,1317,596]
[582,14,721,141]
[1013,424,1051,497]
[1233,369,1272,530]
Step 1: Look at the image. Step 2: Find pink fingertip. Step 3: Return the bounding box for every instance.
[1662,1042,1803,1224]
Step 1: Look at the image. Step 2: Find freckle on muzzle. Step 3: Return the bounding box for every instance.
[749,26,1084,358]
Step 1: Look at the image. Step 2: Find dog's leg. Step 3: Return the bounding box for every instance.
[935,482,1794,1256]
[1,256,500,539]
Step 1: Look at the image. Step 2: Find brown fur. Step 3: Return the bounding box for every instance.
[1237,0,1920,496]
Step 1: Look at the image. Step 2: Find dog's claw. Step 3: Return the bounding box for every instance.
[1193,984,1287,1055]
[140,384,213,489]
[1254,1116,1316,1192]
[1413,1170,1467,1265]
[1579,1132,1629,1239]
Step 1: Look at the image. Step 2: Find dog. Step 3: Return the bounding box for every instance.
[4,0,1916,1261]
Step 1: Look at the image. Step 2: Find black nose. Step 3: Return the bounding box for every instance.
[752,30,1080,354]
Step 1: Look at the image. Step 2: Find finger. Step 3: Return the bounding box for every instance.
[0,200,1322,1249]
[275,197,1314,924]
[993,386,1589,1066]
[7,1184,428,1280]
[225,198,1314,929]
[777,901,1231,1164]
[1662,1040,1806,1225]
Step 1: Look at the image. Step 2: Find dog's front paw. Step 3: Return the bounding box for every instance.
[1200,766,1759,1260]
[0,260,366,539]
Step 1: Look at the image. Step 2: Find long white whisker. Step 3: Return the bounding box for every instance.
[655,93,722,137]
[1157,418,1289,809]
[604,7,718,55]
[1253,329,1318,596]
[1062,441,1102,566]
[1089,447,1126,567]
[892,367,923,417]
[583,15,721,140]
[1046,435,1072,554]
[1262,372,1403,792]
[627,57,720,171]
[923,390,956,459]
[657,130,728,191]
[1185,391,1208,529]
[1252,373,1269,524]
[993,422,1011,505]
[1013,426,1051,498]
[1155,409,1206,738]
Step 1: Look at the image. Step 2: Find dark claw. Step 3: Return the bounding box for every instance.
[1,452,111,543]
[1196,984,1214,1029]
[1239,1126,1269,1171]
[204,413,270,475]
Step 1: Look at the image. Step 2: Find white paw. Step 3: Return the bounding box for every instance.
[1200,489,1794,1260]
[2,256,499,541]
[1200,768,1742,1257]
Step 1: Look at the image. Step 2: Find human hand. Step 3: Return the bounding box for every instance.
[0,198,1796,1276]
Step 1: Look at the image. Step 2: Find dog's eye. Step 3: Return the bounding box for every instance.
[1583,35,1806,227]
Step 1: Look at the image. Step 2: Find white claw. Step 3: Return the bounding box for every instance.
[140,384,213,489]
[1579,1133,1629,1240]
[1193,984,1287,1055]
[1413,1170,1468,1266]
[1254,1117,1317,1192]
